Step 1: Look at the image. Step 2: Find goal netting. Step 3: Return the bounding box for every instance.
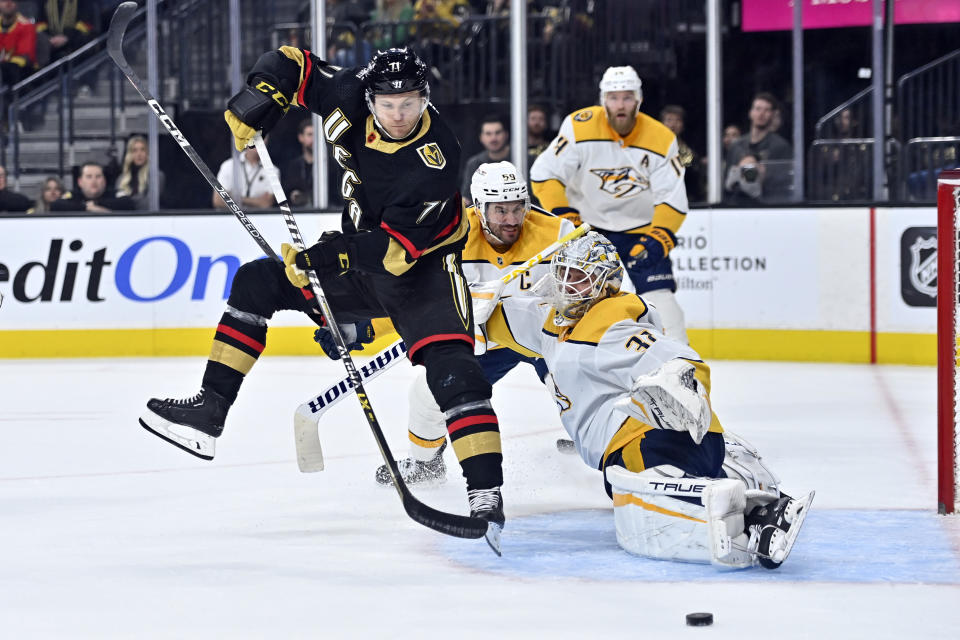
[938,169,960,515]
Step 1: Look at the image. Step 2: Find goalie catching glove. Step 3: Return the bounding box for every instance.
[225,75,292,151]
[616,358,711,444]
[314,319,375,359]
[627,226,676,269]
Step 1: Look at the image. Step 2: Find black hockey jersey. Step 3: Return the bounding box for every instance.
[249,46,467,276]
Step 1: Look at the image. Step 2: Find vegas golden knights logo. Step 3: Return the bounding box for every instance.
[417,143,446,169]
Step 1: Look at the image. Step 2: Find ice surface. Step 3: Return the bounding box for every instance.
[1,356,957,638]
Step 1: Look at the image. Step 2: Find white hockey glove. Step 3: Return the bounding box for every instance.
[469,279,506,325]
[616,359,712,444]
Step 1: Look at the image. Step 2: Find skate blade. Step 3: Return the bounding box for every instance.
[139,415,215,460]
[484,522,503,557]
[771,490,815,565]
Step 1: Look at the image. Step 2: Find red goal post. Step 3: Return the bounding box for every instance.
[938,169,960,515]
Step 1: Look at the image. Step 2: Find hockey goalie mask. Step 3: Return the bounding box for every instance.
[361,48,430,140]
[548,232,624,326]
[470,161,530,246]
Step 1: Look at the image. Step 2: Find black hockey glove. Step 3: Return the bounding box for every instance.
[627,226,676,269]
[314,319,375,360]
[224,75,291,151]
[295,231,354,276]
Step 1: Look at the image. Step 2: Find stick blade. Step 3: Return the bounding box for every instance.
[294,404,324,472]
[107,2,139,67]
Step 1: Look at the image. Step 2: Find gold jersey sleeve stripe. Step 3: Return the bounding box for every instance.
[530,178,570,212]
[486,305,542,358]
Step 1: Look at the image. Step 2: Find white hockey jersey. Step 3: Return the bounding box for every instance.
[530,106,689,234]
[485,293,723,469]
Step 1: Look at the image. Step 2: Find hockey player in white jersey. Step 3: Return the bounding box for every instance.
[530,66,690,342]
[482,231,813,569]
[373,161,600,485]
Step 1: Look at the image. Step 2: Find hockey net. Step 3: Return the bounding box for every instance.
[938,169,960,515]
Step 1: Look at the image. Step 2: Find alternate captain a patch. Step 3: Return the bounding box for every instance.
[417,142,446,169]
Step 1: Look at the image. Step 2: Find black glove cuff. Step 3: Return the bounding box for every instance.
[227,82,287,135]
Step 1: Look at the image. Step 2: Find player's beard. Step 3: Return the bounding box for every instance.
[606,108,637,136]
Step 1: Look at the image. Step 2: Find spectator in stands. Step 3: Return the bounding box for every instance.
[661,104,704,202]
[370,0,414,49]
[461,113,510,205]
[724,92,793,205]
[281,118,315,208]
[527,103,553,160]
[114,134,165,210]
[0,164,32,212]
[0,0,37,89]
[723,124,742,152]
[213,144,276,210]
[51,162,135,212]
[412,0,470,76]
[36,0,97,66]
[27,175,64,213]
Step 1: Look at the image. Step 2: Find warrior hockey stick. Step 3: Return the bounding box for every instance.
[292,222,591,472]
[107,2,278,262]
[108,3,491,548]
[251,135,497,549]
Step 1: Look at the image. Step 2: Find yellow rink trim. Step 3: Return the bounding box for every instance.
[688,329,936,366]
[0,326,935,364]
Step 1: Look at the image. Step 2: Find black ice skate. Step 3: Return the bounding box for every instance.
[746,490,815,569]
[139,387,230,460]
[374,441,447,486]
[468,487,505,556]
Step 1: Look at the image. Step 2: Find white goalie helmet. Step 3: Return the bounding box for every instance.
[470,161,530,233]
[599,65,643,106]
[547,231,624,326]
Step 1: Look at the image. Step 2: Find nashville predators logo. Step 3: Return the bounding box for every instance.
[417,143,446,170]
[590,167,649,198]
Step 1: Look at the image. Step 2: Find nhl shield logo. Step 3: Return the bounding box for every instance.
[900,226,936,307]
[908,235,936,298]
[417,143,446,170]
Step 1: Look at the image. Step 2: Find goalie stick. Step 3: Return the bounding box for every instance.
[108,2,493,549]
[292,222,591,472]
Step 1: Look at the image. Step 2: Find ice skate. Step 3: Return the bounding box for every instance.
[375,441,447,486]
[468,487,505,556]
[746,490,815,569]
[139,387,230,460]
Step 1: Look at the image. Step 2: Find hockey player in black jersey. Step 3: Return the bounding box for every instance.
[140,48,505,533]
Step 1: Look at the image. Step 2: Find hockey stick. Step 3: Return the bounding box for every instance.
[251,136,497,548]
[107,2,279,262]
[108,2,491,547]
[292,221,591,472]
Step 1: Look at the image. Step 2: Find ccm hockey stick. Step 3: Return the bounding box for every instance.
[292,222,591,472]
[107,2,279,262]
[251,136,499,549]
[109,3,491,547]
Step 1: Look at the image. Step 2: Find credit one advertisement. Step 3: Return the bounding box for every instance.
[0,213,339,330]
[0,206,934,339]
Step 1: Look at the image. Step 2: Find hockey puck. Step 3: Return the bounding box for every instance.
[686,612,713,627]
[556,438,576,453]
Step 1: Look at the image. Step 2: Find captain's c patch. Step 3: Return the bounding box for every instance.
[417,143,446,169]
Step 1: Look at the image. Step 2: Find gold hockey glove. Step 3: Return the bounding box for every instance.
[281,242,310,288]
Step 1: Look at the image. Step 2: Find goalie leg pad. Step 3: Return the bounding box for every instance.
[722,430,782,508]
[606,464,755,569]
